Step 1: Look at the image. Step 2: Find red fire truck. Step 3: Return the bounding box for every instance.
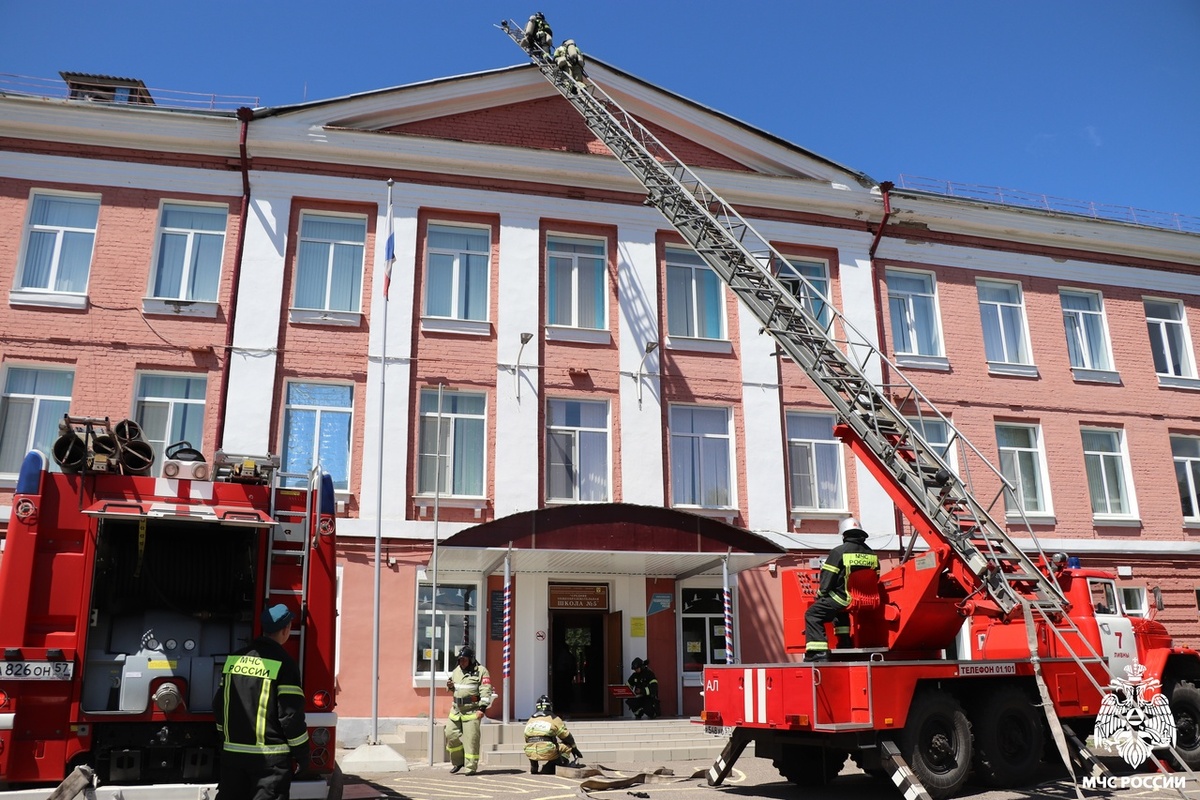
[501,20,1200,797]
[0,417,341,798]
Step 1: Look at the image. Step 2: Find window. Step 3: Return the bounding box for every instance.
[1145,298,1196,379]
[995,423,1051,516]
[18,193,99,293]
[281,383,352,490]
[546,399,609,502]
[785,412,844,511]
[1172,435,1200,520]
[425,224,489,321]
[1081,428,1134,518]
[151,204,226,302]
[978,279,1031,365]
[670,405,732,508]
[681,587,730,674]
[1121,587,1147,618]
[666,246,724,339]
[886,269,942,357]
[1060,289,1113,371]
[778,258,831,330]
[547,235,605,329]
[1089,580,1118,615]
[134,374,207,473]
[0,367,74,474]
[414,582,479,677]
[906,415,956,469]
[294,213,365,313]
[418,389,485,497]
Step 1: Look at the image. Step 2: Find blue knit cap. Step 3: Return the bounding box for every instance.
[261,604,294,634]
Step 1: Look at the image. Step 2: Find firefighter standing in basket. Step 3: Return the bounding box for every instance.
[803,517,879,662]
[523,695,583,774]
[214,604,310,800]
[445,645,493,774]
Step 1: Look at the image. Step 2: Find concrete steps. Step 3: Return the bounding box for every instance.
[361,718,742,768]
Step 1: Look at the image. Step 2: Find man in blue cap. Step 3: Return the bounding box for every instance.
[214,603,310,799]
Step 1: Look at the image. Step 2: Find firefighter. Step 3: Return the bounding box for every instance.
[445,645,493,774]
[523,695,583,774]
[553,39,586,83]
[520,12,553,53]
[625,657,660,719]
[804,517,880,661]
[214,603,310,800]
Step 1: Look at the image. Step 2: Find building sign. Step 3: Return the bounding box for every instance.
[489,590,505,641]
[647,593,673,616]
[548,584,609,610]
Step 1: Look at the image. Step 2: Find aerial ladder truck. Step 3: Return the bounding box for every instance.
[500,18,1200,798]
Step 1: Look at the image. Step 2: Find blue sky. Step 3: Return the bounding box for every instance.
[4,1,1198,221]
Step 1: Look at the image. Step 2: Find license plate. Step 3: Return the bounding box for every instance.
[705,725,731,736]
[0,661,74,680]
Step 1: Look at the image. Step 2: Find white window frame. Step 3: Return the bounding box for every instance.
[777,257,831,331]
[1120,586,1148,618]
[995,422,1054,520]
[546,234,607,331]
[1144,296,1197,383]
[905,414,958,473]
[545,398,611,503]
[280,382,353,491]
[680,583,731,686]
[423,222,491,327]
[290,211,366,325]
[977,278,1034,372]
[885,268,946,365]
[145,201,227,316]
[666,246,727,342]
[1172,435,1200,524]
[0,365,75,478]
[669,404,735,510]
[133,372,208,475]
[1060,288,1116,379]
[413,580,482,681]
[785,411,846,514]
[1081,427,1138,521]
[13,190,100,309]
[417,388,487,499]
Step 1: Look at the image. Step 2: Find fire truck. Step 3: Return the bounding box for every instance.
[0,416,341,799]
[501,19,1200,798]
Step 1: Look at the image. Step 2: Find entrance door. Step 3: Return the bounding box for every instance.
[549,611,605,716]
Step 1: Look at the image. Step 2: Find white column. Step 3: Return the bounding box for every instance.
[514,572,549,718]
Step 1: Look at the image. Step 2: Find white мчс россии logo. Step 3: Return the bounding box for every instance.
[1093,661,1176,767]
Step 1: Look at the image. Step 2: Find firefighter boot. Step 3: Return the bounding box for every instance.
[529,759,539,775]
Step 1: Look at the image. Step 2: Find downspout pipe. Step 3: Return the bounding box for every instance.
[215,107,255,450]
[866,182,905,552]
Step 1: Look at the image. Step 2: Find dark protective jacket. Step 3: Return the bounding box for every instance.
[214,636,310,765]
[817,537,879,607]
[627,666,659,698]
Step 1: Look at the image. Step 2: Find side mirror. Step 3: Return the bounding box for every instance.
[1152,586,1164,612]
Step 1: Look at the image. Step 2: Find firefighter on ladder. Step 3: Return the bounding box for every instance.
[445,645,493,774]
[520,12,553,53]
[804,517,879,662]
[553,39,586,84]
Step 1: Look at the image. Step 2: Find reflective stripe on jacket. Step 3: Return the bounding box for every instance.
[817,541,879,606]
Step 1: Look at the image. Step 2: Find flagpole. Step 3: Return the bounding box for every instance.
[370,179,394,745]
[427,382,443,765]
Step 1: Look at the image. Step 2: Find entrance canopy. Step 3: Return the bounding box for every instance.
[428,503,786,578]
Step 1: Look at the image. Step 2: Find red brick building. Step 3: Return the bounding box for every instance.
[1,64,1198,745]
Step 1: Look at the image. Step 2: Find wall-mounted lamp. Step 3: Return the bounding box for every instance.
[515,332,534,401]
[636,341,659,408]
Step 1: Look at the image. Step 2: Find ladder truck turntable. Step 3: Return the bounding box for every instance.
[502,18,1200,798]
[0,417,341,799]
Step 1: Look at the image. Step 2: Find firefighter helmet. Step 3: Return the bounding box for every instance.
[631,657,645,670]
[839,517,867,540]
[534,694,554,715]
[457,645,474,662]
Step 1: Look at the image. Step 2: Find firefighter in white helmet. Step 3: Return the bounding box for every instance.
[553,39,586,83]
[803,517,879,661]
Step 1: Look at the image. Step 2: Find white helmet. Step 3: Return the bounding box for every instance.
[838,517,867,539]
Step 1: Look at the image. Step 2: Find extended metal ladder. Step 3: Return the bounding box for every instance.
[498,19,1064,620]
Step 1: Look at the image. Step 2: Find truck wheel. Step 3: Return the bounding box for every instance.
[971,685,1044,787]
[1168,680,1200,770]
[899,690,972,799]
[772,745,847,786]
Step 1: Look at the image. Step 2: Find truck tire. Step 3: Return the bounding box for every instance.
[772,745,847,786]
[971,685,1044,787]
[899,690,972,799]
[1168,680,1200,770]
